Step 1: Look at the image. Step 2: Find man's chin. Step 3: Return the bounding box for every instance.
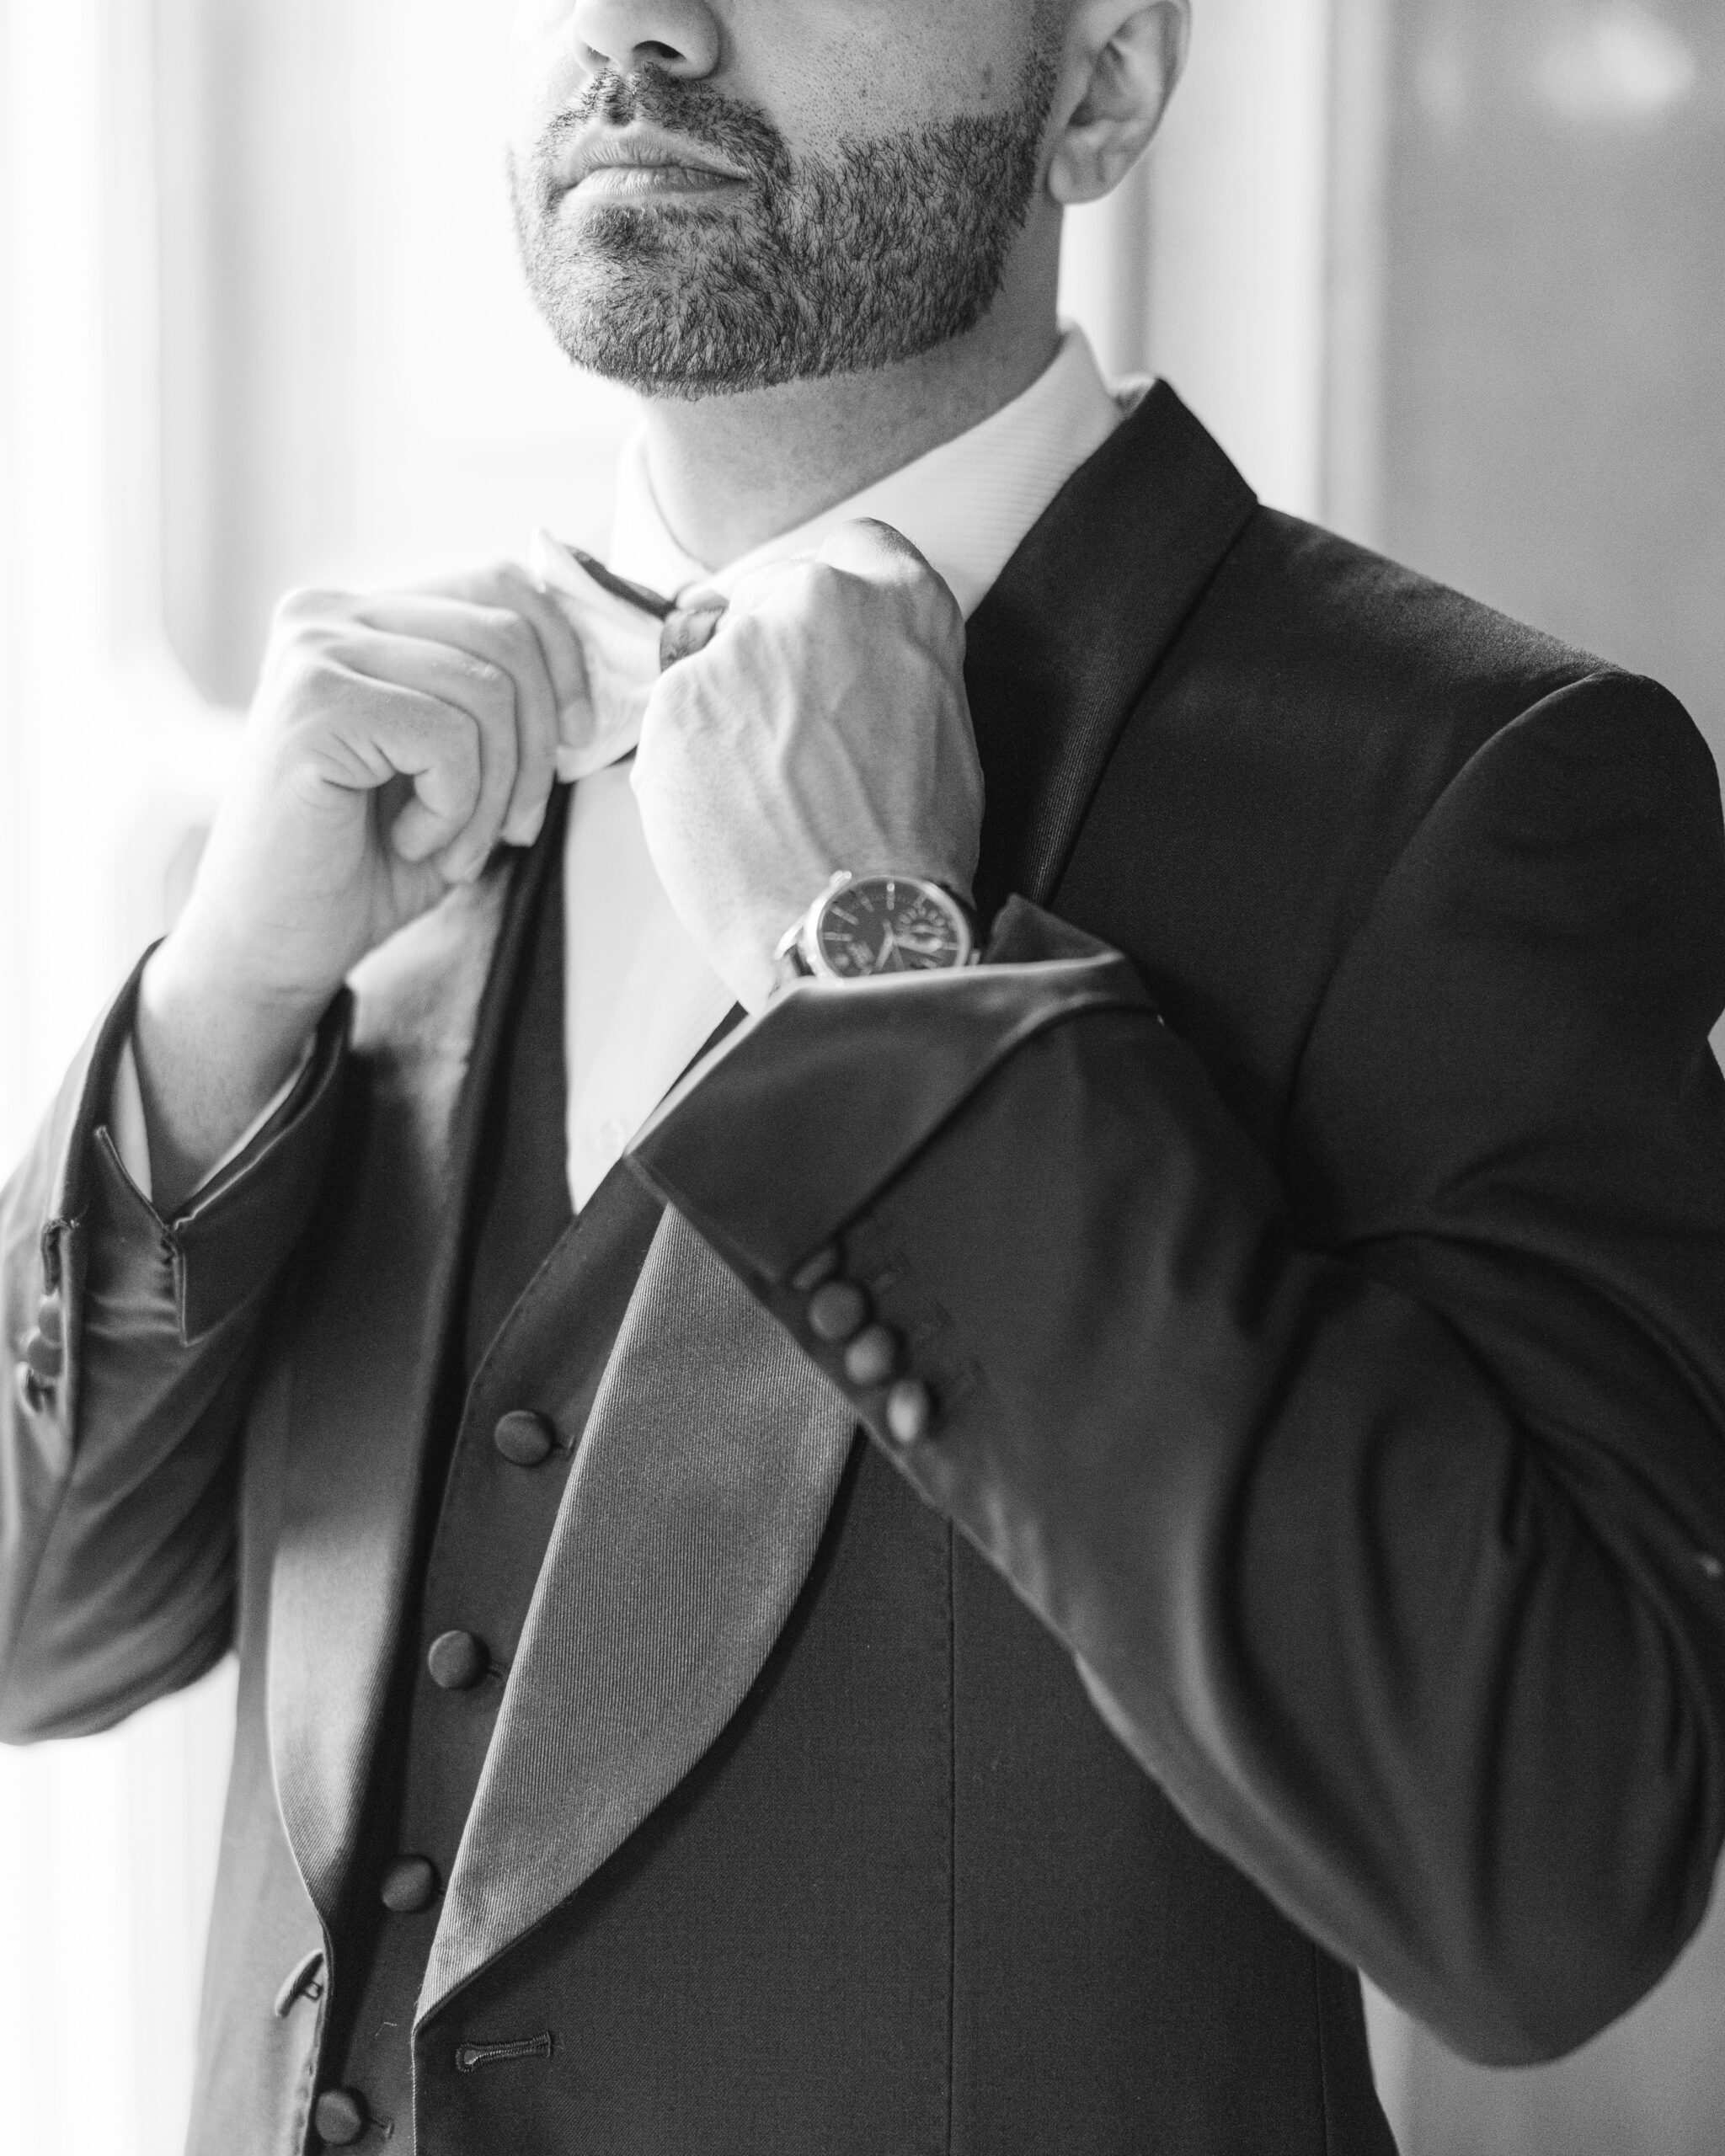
[521,205,1006,398]
[558,339,857,404]
[531,275,907,402]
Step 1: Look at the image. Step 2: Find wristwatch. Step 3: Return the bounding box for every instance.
[775,871,979,986]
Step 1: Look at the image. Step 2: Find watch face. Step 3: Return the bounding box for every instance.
[814,877,969,979]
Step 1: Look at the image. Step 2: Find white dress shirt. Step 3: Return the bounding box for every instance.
[115,326,1129,1213]
[564,324,1126,1208]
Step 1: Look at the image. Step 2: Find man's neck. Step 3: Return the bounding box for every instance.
[636,261,1064,571]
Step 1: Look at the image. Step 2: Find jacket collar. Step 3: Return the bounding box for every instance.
[964,380,1257,918]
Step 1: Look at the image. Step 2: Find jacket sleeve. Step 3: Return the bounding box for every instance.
[628,670,1725,2067]
[0,958,350,1742]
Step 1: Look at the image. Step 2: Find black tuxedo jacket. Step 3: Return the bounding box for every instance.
[4,386,1725,2154]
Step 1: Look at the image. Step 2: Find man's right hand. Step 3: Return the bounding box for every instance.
[135,564,586,1209]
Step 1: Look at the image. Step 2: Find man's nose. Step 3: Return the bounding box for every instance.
[568,0,721,78]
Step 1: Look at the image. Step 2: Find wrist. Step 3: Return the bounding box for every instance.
[134,940,326,1211]
[773,869,978,991]
[143,923,334,1059]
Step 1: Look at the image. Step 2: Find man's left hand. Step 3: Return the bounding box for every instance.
[632,520,984,1011]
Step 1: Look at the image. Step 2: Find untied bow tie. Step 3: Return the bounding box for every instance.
[531,529,727,782]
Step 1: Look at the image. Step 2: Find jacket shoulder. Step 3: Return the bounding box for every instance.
[1062,505,1716,1140]
[1201,507,1608,732]
[1122,500,1713,890]
[1217,507,1714,844]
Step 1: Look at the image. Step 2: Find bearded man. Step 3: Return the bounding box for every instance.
[5,0,1725,2150]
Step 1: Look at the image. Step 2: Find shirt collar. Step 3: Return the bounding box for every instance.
[608,325,1132,621]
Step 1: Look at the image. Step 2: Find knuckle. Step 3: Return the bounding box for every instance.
[272,644,345,707]
[798,562,856,612]
[463,560,532,612]
[435,688,481,734]
[432,705,483,770]
[455,651,515,709]
[923,584,964,643]
[466,602,541,674]
[272,584,318,625]
[273,584,348,630]
[305,632,360,671]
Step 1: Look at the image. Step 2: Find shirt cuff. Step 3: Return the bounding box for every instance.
[108,1032,315,1207]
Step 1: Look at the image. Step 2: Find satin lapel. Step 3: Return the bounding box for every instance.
[412,392,1255,1999]
[423,1206,855,2016]
[964,380,1258,918]
[268,807,565,1924]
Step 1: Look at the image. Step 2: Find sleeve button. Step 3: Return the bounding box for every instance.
[843,1324,901,1388]
[885,1378,935,1445]
[35,1295,64,1349]
[23,1331,63,1381]
[807,1280,868,1344]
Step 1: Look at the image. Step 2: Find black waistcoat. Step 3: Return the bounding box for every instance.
[319,817,1393,2155]
[328,819,665,2140]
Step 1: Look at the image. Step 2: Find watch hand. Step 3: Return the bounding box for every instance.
[873,926,900,972]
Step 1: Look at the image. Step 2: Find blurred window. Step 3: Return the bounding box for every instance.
[1324,0,1725,2143]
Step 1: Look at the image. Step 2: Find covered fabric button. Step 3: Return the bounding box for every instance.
[843,1324,901,1387]
[381,1854,440,1913]
[885,1378,934,1445]
[35,1295,64,1348]
[312,2087,368,2145]
[494,1410,558,1467]
[427,1630,489,1690]
[23,1329,62,1381]
[808,1280,868,1343]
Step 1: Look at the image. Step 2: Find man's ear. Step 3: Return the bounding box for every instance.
[1047,0,1191,206]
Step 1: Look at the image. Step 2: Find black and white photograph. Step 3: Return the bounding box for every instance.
[2,2,1723,2151]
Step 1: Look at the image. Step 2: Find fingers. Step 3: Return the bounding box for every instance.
[264,563,587,886]
[309,670,484,869]
[718,522,963,663]
[350,591,562,848]
[417,561,590,733]
[660,588,729,670]
[329,628,526,880]
[814,518,936,579]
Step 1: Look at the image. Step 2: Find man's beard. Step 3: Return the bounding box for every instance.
[509,56,1059,398]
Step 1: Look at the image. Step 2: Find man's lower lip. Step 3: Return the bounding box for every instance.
[569,165,745,201]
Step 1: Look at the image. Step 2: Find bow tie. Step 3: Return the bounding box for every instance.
[532,530,727,782]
